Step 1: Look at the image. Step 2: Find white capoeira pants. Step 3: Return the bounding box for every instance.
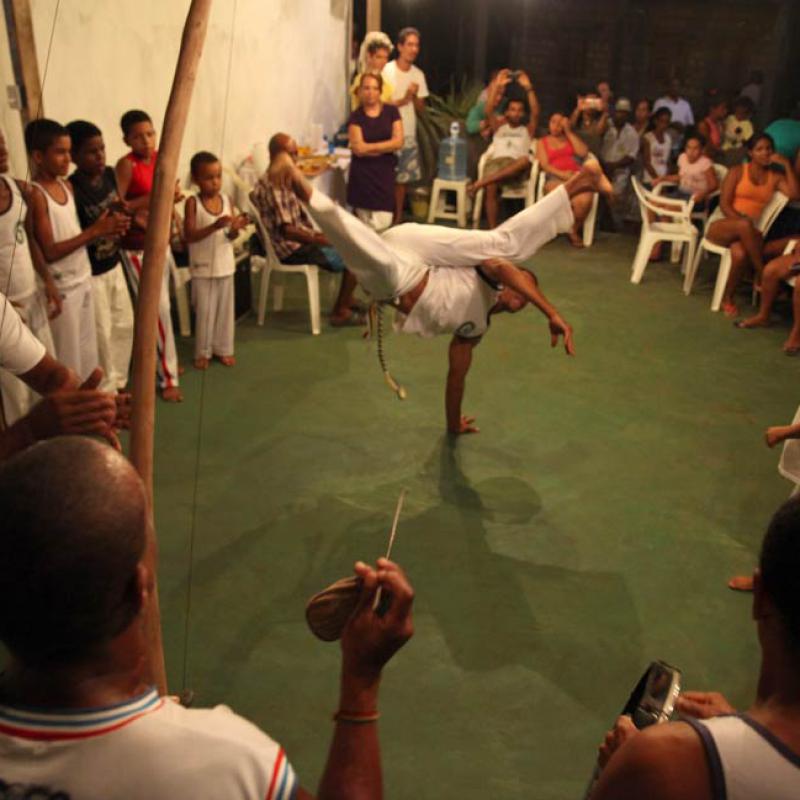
[192,275,234,359]
[0,289,55,426]
[92,263,134,392]
[120,249,180,390]
[49,277,98,382]
[306,184,574,300]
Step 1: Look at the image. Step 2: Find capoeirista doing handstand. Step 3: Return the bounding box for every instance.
[270,153,610,434]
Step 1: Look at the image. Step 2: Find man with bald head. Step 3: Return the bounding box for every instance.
[250,132,361,326]
[0,437,414,799]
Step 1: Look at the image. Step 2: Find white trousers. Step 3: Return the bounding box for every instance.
[120,249,180,389]
[354,208,393,233]
[0,290,55,426]
[49,277,98,381]
[192,275,234,359]
[307,184,574,300]
[92,263,134,391]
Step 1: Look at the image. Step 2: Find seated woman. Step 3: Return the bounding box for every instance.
[641,107,672,186]
[708,133,799,316]
[734,239,800,351]
[347,73,403,232]
[697,94,727,161]
[536,113,593,247]
[721,96,755,166]
[349,32,394,111]
[653,132,718,206]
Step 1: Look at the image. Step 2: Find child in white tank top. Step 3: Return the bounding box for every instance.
[184,152,248,369]
[25,119,128,379]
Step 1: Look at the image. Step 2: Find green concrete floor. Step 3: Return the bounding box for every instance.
[150,231,796,799]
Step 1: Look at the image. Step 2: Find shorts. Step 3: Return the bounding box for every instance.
[396,137,421,184]
[484,156,530,190]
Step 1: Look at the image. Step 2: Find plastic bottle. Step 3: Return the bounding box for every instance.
[437,121,467,181]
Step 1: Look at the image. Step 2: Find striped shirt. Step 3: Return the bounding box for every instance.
[0,687,297,799]
[250,174,314,261]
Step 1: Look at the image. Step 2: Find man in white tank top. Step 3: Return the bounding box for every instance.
[0,437,414,799]
[593,497,800,800]
[25,119,128,381]
[271,153,610,433]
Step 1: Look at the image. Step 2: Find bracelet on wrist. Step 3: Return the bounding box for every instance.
[333,709,380,724]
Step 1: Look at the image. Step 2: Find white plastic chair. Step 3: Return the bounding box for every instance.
[537,153,600,247]
[685,192,789,311]
[653,163,728,263]
[629,177,697,285]
[472,142,537,228]
[247,199,323,335]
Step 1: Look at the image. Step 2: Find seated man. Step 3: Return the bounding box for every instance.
[271,151,610,434]
[735,238,800,353]
[0,436,414,799]
[600,98,640,222]
[0,292,122,459]
[592,496,800,800]
[250,132,361,326]
[467,70,540,229]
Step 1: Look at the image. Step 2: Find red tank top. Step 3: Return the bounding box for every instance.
[124,150,157,200]
[543,137,580,173]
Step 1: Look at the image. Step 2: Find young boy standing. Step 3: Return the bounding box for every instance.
[26,119,127,380]
[115,109,183,402]
[67,120,134,393]
[0,128,58,424]
[184,152,248,369]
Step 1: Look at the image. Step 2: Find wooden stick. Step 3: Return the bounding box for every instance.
[128,0,213,695]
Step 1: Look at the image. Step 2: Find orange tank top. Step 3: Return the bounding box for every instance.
[732,163,779,221]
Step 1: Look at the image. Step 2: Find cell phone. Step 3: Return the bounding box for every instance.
[621,660,682,728]
[585,98,603,110]
[583,661,681,799]
[509,70,521,80]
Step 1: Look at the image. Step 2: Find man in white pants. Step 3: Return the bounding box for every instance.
[271,153,610,433]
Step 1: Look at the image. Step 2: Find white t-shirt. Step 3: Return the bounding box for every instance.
[0,177,37,303]
[382,60,429,141]
[398,266,498,339]
[0,292,45,375]
[601,123,640,166]
[678,153,713,196]
[653,96,695,127]
[642,131,672,182]
[490,123,533,161]
[0,688,297,800]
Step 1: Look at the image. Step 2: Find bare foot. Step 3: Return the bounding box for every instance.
[161,386,184,402]
[721,301,739,318]
[783,334,800,354]
[734,314,770,329]
[727,575,753,592]
[765,425,790,448]
[217,355,235,367]
[194,357,209,370]
[568,230,585,248]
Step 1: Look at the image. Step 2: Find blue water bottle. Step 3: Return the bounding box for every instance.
[437,121,467,180]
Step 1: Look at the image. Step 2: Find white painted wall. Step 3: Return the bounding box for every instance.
[1,0,348,180]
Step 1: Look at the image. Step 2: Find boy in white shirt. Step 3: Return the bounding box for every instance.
[25,119,128,379]
[382,27,429,223]
[467,71,540,228]
[184,152,248,369]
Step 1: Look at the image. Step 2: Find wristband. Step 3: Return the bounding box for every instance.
[333,710,380,724]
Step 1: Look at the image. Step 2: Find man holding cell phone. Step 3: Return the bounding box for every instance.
[590,497,800,800]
